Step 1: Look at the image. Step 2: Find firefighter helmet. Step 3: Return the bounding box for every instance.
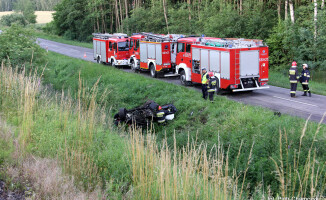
[292,61,297,67]
[302,63,308,68]
[208,72,214,77]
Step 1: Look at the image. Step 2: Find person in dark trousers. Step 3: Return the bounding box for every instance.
[289,61,300,98]
[207,72,218,103]
[201,68,209,100]
[300,63,311,97]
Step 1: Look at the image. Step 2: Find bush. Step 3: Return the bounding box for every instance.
[0,24,47,67]
[0,13,28,26]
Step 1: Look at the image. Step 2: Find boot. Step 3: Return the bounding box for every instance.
[309,91,311,97]
[302,92,307,96]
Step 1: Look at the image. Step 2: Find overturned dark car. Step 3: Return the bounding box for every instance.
[114,100,177,127]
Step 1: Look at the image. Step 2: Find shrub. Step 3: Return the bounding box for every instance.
[0,24,47,67]
[0,13,27,26]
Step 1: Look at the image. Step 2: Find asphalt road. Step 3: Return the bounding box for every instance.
[37,38,326,124]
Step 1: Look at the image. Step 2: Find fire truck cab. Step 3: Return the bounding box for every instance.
[93,33,130,67]
[176,37,269,92]
[128,34,145,70]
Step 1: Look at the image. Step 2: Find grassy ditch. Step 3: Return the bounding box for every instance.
[43,51,326,196]
[0,63,266,199]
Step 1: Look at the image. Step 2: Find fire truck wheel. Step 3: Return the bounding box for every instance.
[180,70,191,86]
[131,59,137,72]
[111,59,116,68]
[150,65,157,78]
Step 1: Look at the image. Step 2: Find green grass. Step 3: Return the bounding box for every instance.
[43,51,326,194]
[35,31,93,49]
[268,70,326,96]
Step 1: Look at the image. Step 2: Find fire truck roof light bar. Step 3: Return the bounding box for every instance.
[92,33,128,39]
[140,32,185,42]
[200,38,264,48]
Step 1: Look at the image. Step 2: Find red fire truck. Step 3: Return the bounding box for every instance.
[129,33,184,77]
[93,33,130,67]
[175,38,269,92]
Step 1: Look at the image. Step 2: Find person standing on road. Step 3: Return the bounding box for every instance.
[289,61,300,98]
[207,72,217,103]
[300,63,311,97]
[201,68,209,100]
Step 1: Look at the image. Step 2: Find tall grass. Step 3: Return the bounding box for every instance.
[271,114,326,198]
[1,60,326,198]
[0,63,106,191]
[129,126,255,199]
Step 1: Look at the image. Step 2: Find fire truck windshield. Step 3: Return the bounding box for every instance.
[118,42,129,51]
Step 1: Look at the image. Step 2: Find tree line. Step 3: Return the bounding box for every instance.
[0,0,61,11]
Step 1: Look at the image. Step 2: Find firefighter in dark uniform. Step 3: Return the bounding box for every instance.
[201,68,210,100]
[300,63,311,97]
[207,72,218,102]
[289,61,300,98]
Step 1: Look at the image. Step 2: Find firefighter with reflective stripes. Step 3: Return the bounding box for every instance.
[289,61,300,98]
[201,68,210,100]
[207,72,217,102]
[300,63,311,97]
[156,106,166,124]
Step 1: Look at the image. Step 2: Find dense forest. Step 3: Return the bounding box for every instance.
[42,0,326,71]
[0,0,60,11]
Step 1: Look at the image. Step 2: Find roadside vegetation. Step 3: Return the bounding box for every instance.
[1,55,326,198]
[44,51,326,196]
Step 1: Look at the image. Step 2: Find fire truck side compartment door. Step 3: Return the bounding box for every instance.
[200,49,209,71]
[210,50,220,73]
[156,44,162,65]
[148,44,156,59]
[140,42,147,63]
[93,40,97,58]
[192,48,200,60]
[101,41,106,62]
[240,50,259,77]
[221,52,230,79]
[96,41,101,56]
